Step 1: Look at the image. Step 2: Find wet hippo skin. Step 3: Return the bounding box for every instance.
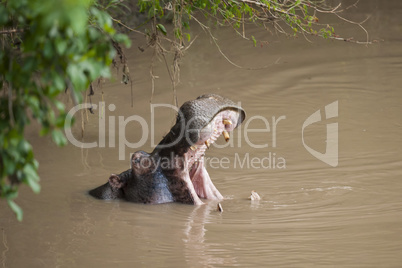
[89,94,246,205]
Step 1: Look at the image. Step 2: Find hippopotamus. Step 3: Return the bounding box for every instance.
[89,94,246,205]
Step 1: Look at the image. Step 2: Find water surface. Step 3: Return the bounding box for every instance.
[1,0,402,267]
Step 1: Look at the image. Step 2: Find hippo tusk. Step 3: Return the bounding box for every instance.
[223,130,230,142]
[223,119,232,125]
[205,140,210,149]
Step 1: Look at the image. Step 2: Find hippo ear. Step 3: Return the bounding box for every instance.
[108,174,125,190]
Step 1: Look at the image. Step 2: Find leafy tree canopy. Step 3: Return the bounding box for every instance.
[0,0,130,220]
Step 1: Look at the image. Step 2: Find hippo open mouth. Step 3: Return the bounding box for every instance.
[89,94,246,205]
[180,106,243,202]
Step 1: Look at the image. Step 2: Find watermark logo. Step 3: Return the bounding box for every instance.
[302,101,338,167]
[64,100,338,169]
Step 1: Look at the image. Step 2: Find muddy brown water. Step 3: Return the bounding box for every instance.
[1,0,402,267]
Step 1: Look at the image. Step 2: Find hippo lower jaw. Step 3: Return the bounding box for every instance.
[181,109,241,203]
[190,161,223,201]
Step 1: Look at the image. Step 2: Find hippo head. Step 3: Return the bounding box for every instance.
[89,94,246,205]
[90,151,173,204]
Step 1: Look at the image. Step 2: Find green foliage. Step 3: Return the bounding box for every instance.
[0,0,130,221]
[135,0,359,46]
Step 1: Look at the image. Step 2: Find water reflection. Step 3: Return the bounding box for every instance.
[183,202,238,267]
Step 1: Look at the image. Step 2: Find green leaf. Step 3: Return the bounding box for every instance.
[251,35,257,47]
[185,33,191,42]
[17,139,32,154]
[55,113,67,128]
[43,40,54,59]
[67,6,88,36]
[55,39,68,55]
[54,100,65,112]
[156,24,167,35]
[183,21,190,29]
[2,154,16,175]
[114,33,131,47]
[0,5,7,24]
[22,162,41,194]
[67,63,87,92]
[51,129,67,146]
[174,28,182,39]
[26,176,41,194]
[52,74,65,93]
[7,199,23,222]
[39,127,50,137]
[4,188,18,200]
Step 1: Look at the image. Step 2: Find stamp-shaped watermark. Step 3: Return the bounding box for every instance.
[302,101,338,167]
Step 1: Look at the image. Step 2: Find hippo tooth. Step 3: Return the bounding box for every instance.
[223,130,230,142]
[205,140,210,149]
[190,145,197,151]
[223,119,232,125]
[217,203,223,212]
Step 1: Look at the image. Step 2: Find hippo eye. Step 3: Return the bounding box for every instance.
[134,158,141,164]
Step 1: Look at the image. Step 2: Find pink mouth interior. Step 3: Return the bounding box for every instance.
[185,109,240,201]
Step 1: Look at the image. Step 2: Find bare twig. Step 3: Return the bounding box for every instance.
[0,28,23,35]
[2,228,9,268]
[313,3,342,14]
[111,18,147,36]
[161,47,178,107]
[191,16,275,70]
[149,48,157,104]
[7,60,15,126]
